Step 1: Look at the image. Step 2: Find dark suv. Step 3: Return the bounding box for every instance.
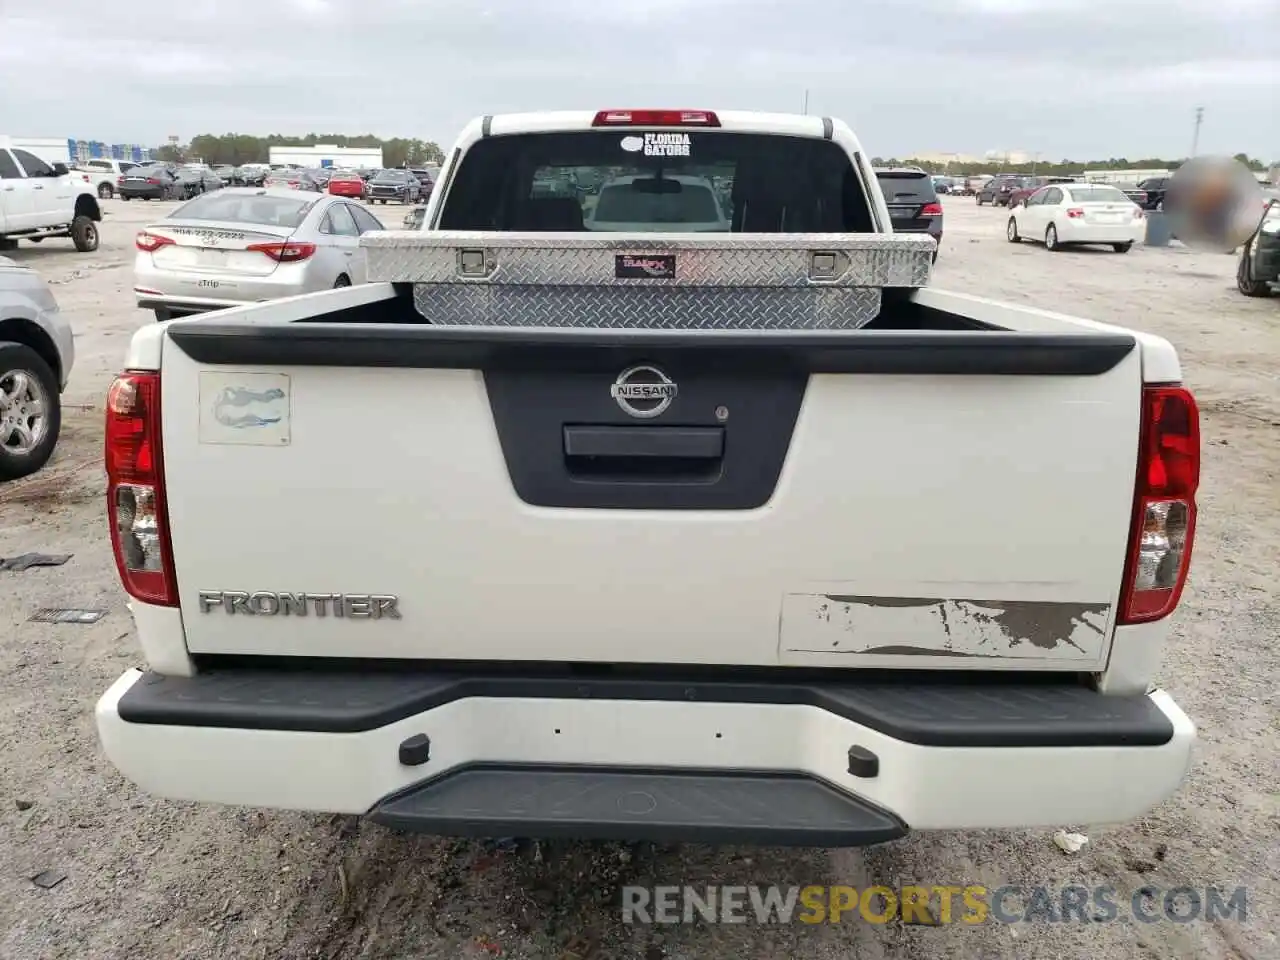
[977,175,1026,207]
[875,168,943,260]
[1137,177,1171,211]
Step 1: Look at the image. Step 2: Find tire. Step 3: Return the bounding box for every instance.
[71,215,99,252]
[0,342,61,482]
[121,195,131,201]
[97,183,114,199]
[334,275,351,288]
[976,195,985,206]
[1006,217,1021,243]
[1237,246,1274,297]
[1045,224,1061,251]
[1113,242,1133,254]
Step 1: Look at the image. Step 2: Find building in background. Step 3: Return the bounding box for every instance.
[4,138,73,165]
[267,144,383,169]
[67,139,152,164]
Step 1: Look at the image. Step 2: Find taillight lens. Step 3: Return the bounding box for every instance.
[146,178,161,185]
[1119,385,1200,624]
[592,109,720,127]
[1066,208,1085,218]
[919,202,943,216]
[247,241,316,262]
[105,372,177,606]
[117,176,125,184]
[1133,206,1146,219]
[135,232,174,252]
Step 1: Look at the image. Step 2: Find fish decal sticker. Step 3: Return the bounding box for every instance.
[213,386,286,429]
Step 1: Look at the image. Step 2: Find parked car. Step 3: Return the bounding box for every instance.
[264,170,321,192]
[403,204,427,229]
[212,165,237,184]
[960,174,991,197]
[1006,183,1145,253]
[407,168,436,200]
[0,254,74,479]
[876,168,944,260]
[1137,177,1171,211]
[1113,183,1151,207]
[1236,195,1279,297]
[977,175,1027,207]
[180,167,225,196]
[366,169,422,204]
[0,144,103,252]
[132,187,387,321]
[327,172,367,199]
[1008,176,1077,208]
[118,166,184,201]
[310,169,334,190]
[74,158,140,198]
[230,166,267,187]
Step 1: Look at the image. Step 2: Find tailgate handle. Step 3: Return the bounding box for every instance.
[563,426,724,460]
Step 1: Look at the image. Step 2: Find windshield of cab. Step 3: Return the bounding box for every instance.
[438,131,875,233]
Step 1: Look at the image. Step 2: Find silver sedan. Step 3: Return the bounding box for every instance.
[132,188,387,321]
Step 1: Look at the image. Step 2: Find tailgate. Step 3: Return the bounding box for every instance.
[160,290,1141,672]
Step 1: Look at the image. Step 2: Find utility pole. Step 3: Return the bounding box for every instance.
[1032,152,1041,177]
[803,89,810,115]
[1191,106,1204,157]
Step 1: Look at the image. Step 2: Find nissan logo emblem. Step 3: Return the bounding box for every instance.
[610,364,678,419]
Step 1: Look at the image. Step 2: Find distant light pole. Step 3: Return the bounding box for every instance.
[1032,152,1041,177]
[1191,106,1204,156]
[803,89,810,115]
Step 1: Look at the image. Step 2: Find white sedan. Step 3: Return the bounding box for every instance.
[1007,183,1146,253]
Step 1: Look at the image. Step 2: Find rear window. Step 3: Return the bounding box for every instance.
[438,131,875,233]
[876,172,937,202]
[169,193,316,228]
[1066,186,1130,203]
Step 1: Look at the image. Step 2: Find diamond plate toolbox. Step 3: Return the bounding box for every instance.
[362,231,935,330]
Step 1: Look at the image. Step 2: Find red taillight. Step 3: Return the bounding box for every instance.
[1133,206,1146,219]
[592,109,720,127]
[1118,385,1200,624]
[117,176,125,184]
[287,180,300,187]
[105,372,177,607]
[920,202,943,216]
[247,241,316,263]
[135,231,174,252]
[146,177,161,185]
[1066,208,1085,218]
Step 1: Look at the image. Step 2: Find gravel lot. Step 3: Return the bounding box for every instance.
[1,195,1277,960]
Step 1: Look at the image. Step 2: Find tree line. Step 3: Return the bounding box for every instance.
[154,134,445,168]
[871,153,1270,176]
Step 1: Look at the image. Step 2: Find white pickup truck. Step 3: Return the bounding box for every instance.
[0,140,103,252]
[95,110,1199,847]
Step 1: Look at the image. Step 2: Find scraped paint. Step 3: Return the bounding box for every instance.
[781,594,1110,661]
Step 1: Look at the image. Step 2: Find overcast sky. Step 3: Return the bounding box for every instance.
[3,0,1277,161]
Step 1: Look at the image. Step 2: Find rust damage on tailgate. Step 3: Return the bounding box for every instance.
[780,594,1109,660]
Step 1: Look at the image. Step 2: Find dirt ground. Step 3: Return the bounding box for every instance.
[1,196,1277,960]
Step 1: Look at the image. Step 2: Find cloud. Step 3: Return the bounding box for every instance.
[1,0,1276,160]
